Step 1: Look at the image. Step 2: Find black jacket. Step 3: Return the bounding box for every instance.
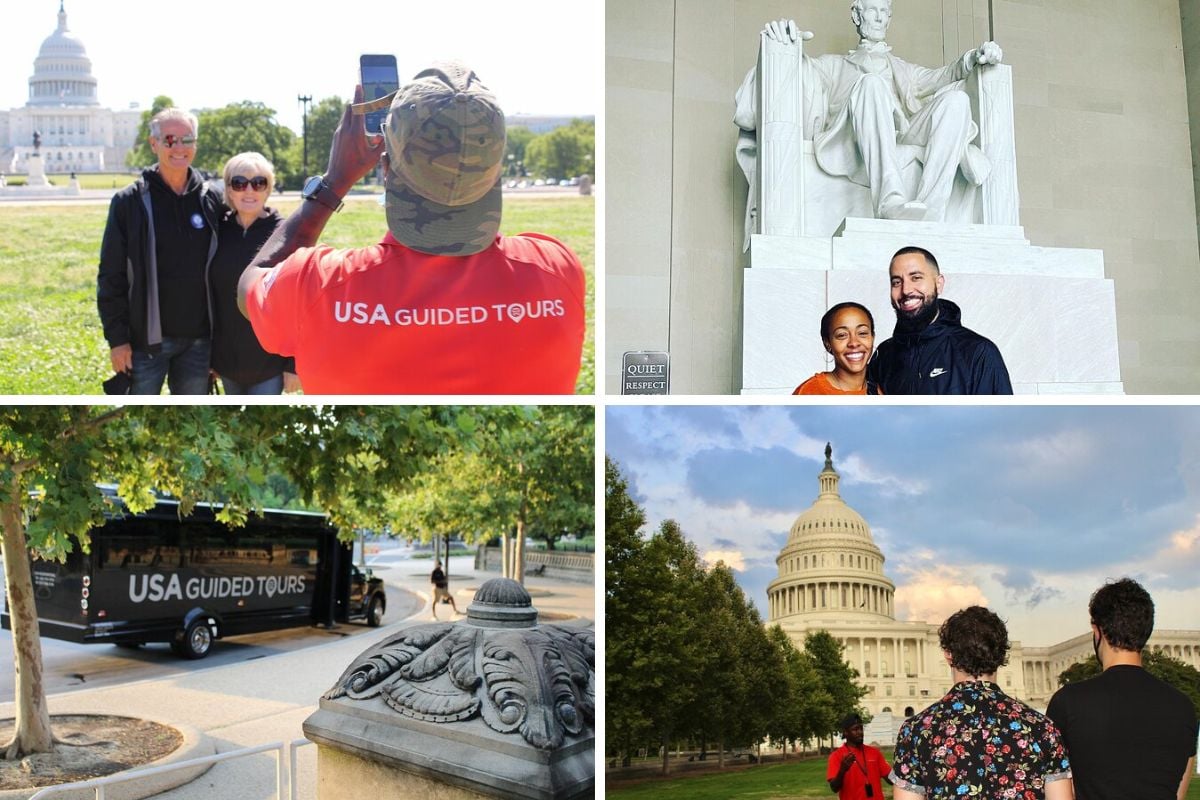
[97,167,222,353]
[867,299,1013,394]
[210,208,294,385]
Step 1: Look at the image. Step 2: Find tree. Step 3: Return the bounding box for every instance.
[388,406,593,582]
[604,458,651,764]
[765,625,834,756]
[1058,651,1200,717]
[505,125,535,175]
[524,119,595,180]
[688,562,780,767]
[0,405,465,760]
[604,461,709,773]
[0,407,280,758]
[193,102,299,184]
[127,95,175,170]
[301,96,346,181]
[804,629,870,744]
[640,520,709,774]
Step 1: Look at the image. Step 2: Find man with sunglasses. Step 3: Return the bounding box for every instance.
[1046,579,1197,800]
[98,107,222,394]
[236,62,585,394]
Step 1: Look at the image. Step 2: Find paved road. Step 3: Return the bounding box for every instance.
[0,543,422,700]
[0,547,595,800]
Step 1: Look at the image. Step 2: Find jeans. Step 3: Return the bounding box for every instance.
[219,373,284,395]
[131,337,211,395]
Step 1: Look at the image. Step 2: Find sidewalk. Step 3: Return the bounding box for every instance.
[0,555,595,799]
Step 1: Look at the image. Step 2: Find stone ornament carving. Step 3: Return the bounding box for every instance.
[323,578,595,752]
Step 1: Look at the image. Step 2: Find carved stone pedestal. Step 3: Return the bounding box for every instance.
[26,153,49,187]
[303,578,595,800]
[741,218,1124,394]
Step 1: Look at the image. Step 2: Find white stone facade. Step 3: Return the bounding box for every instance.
[769,446,1200,741]
[0,3,141,175]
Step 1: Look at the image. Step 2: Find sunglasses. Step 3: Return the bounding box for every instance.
[229,175,269,192]
[159,134,196,149]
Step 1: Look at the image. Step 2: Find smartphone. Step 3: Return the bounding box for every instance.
[359,54,399,136]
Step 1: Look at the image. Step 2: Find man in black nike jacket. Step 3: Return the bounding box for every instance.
[867,246,1012,394]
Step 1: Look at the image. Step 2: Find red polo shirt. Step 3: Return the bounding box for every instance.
[827,743,890,800]
[245,231,585,394]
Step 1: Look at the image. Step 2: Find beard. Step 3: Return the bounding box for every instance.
[893,290,940,333]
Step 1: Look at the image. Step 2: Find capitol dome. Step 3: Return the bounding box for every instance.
[767,443,896,623]
[28,2,98,107]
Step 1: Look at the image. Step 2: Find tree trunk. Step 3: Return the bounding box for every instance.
[660,734,669,775]
[0,479,54,759]
[500,531,513,579]
[514,461,527,585]
[514,517,526,585]
[718,734,725,768]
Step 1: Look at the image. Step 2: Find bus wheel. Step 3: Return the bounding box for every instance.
[176,619,213,659]
[367,595,385,627]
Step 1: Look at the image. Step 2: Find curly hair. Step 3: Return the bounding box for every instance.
[938,606,1010,677]
[1089,578,1154,652]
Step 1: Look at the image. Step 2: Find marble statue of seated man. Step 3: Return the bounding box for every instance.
[734,0,1003,224]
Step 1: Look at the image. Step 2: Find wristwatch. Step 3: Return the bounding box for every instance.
[301,175,343,212]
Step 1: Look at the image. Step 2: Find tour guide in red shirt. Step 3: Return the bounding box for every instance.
[237,61,585,394]
[827,713,890,800]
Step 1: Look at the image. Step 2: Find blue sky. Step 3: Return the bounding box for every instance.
[2,1,599,134]
[606,405,1200,645]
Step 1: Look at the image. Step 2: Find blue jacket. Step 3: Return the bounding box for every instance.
[867,299,1013,395]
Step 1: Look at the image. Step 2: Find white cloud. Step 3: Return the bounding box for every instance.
[893,563,990,625]
[996,428,1099,483]
[703,550,747,571]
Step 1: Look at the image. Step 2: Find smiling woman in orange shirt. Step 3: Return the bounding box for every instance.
[793,302,881,395]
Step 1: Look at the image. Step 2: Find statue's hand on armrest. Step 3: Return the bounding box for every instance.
[763,19,814,44]
[966,41,1004,70]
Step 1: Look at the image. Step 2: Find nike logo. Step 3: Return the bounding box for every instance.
[929,368,947,378]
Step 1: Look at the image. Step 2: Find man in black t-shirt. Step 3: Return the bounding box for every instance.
[1046,578,1198,800]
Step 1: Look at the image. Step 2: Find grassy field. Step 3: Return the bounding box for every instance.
[3,172,136,190]
[607,752,888,799]
[606,752,1200,800]
[0,193,594,395]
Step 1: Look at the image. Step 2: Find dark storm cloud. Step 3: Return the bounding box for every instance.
[992,566,1065,609]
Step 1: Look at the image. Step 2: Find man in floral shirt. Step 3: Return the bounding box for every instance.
[889,606,1073,800]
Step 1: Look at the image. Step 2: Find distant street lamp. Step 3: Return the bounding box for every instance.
[298,94,313,181]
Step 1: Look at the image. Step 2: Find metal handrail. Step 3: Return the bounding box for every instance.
[28,738,309,800]
[288,738,314,800]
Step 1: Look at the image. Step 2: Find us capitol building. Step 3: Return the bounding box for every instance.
[0,3,141,175]
[769,444,1200,739]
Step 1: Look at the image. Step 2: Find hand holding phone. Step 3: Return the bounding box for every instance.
[359,54,399,136]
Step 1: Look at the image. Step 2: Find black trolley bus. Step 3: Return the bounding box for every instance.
[1,490,387,659]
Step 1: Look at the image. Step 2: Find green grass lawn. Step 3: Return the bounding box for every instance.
[605,752,1200,800]
[0,194,594,394]
[606,753,887,799]
[2,172,136,190]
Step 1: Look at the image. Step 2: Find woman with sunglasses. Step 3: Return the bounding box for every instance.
[209,152,299,394]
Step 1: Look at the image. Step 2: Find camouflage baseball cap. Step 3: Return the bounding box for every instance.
[384,61,505,256]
